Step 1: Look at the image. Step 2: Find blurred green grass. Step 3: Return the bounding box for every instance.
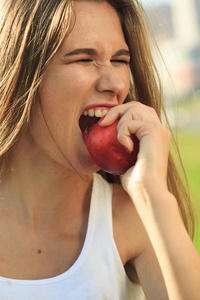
[170,96,200,253]
[175,131,200,253]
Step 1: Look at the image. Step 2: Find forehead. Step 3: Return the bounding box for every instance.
[61,1,128,52]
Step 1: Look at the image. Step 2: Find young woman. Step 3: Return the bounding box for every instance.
[0,0,199,299]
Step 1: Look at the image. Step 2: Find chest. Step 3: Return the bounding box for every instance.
[0,222,87,280]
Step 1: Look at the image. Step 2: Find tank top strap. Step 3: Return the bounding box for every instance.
[91,173,113,237]
[90,173,145,300]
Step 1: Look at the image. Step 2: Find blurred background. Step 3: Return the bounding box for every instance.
[141,0,200,252]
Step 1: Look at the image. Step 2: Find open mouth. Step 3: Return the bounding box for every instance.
[79,107,108,137]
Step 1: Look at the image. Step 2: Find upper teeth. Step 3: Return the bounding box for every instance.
[83,108,108,118]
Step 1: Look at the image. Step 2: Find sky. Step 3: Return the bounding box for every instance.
[140,0,173,6]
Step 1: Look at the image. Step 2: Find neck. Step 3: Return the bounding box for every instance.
[0,134,93,232]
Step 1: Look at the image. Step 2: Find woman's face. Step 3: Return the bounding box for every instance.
[31,0,131,174]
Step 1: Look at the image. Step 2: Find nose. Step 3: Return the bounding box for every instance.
[95,62,128,102]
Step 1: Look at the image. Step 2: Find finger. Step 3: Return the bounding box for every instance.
[99,102,135,126]
[117,120,142,152]
[117,119,168,153]
[100,102,160,127]
[98,107,125,126]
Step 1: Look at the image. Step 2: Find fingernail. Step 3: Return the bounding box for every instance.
[123,146,132,154]
[98,115,106,123]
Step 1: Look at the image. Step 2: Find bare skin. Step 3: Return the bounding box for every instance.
[0,0,130,280]
[0,2,200,300]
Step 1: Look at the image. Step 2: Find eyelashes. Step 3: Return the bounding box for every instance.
[76,59,93,62]
[75,59,129,65]
[111,59,129,65]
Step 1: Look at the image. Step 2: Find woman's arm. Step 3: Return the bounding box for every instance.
[129,186,200,300]
[100,102,200,299]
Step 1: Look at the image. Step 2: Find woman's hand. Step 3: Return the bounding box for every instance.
[100,102,200,300]
[99,101,171,207]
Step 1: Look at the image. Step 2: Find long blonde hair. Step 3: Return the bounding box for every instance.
[0,0,195,237]
[0,0,72,155]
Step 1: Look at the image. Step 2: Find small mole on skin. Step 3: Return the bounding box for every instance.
[37,249,42,254]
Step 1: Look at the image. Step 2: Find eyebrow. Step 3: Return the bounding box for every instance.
[64,48,130,57]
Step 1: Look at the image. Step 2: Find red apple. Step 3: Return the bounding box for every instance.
[84,119,139,175]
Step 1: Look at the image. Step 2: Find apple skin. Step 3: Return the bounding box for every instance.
[84,120,139,175]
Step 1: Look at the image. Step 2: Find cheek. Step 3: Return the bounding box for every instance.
[39,69,69,102]
[121,68,131,103]
[126,69,131,91]
[37,66,95,142]
[40,66,95,107]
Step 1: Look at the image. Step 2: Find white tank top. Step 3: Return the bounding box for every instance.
[0,173,145,299]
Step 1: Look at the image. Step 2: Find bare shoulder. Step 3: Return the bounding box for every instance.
[112,183,149,264]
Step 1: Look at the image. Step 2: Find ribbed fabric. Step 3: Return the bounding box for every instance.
[0,173,145,299]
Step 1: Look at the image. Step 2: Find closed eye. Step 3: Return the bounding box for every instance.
[76,59,93,62]
[73,59,129,65]
[111,59,129,65]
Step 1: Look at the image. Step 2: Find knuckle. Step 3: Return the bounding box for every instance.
[148,106,156,113]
